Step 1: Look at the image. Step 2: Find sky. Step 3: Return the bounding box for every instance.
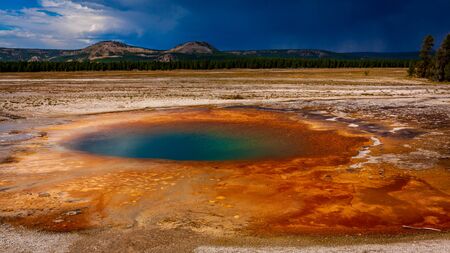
[0,0,449,52]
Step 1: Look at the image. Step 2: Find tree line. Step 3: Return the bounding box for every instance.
[0,58,413,72]
[409,34,450,82]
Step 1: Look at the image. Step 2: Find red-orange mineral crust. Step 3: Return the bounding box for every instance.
[0,108,449,235]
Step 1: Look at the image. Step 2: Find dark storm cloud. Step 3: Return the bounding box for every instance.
[1,0,449,51]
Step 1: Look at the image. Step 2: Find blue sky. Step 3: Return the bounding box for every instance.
[0,0,449,52]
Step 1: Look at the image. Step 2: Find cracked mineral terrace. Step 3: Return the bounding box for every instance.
[0,69,449,252]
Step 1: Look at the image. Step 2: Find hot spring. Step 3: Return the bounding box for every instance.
[63,109,369,163]
[66,121,321,161]
[64,111,369,162]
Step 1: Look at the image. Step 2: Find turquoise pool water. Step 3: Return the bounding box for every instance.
[67,122,297,161]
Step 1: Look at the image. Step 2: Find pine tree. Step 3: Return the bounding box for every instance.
[417,35,434,78]
[444,63,450,81]
[407,62,416,77]
[433,34,450,81]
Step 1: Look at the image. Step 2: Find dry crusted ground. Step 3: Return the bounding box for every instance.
[0,68,449,252]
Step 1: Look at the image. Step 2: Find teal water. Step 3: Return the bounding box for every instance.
[68,123,296,161]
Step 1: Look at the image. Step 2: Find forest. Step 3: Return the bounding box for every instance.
[409,34,450,81]
[0,58,414,72]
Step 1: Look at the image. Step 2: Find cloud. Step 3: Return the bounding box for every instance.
[0,0,186,49]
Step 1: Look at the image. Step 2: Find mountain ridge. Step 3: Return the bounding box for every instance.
[0,41,419,62]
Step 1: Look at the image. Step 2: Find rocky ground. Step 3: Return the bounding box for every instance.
[0,69,449,252]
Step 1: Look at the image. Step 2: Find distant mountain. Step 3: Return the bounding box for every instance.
[0,41,418,62]
[227,49,418,60]
[227,49,334,58]
[167,41,218,54]
[0,48,67,62]
[78,41,159,60]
